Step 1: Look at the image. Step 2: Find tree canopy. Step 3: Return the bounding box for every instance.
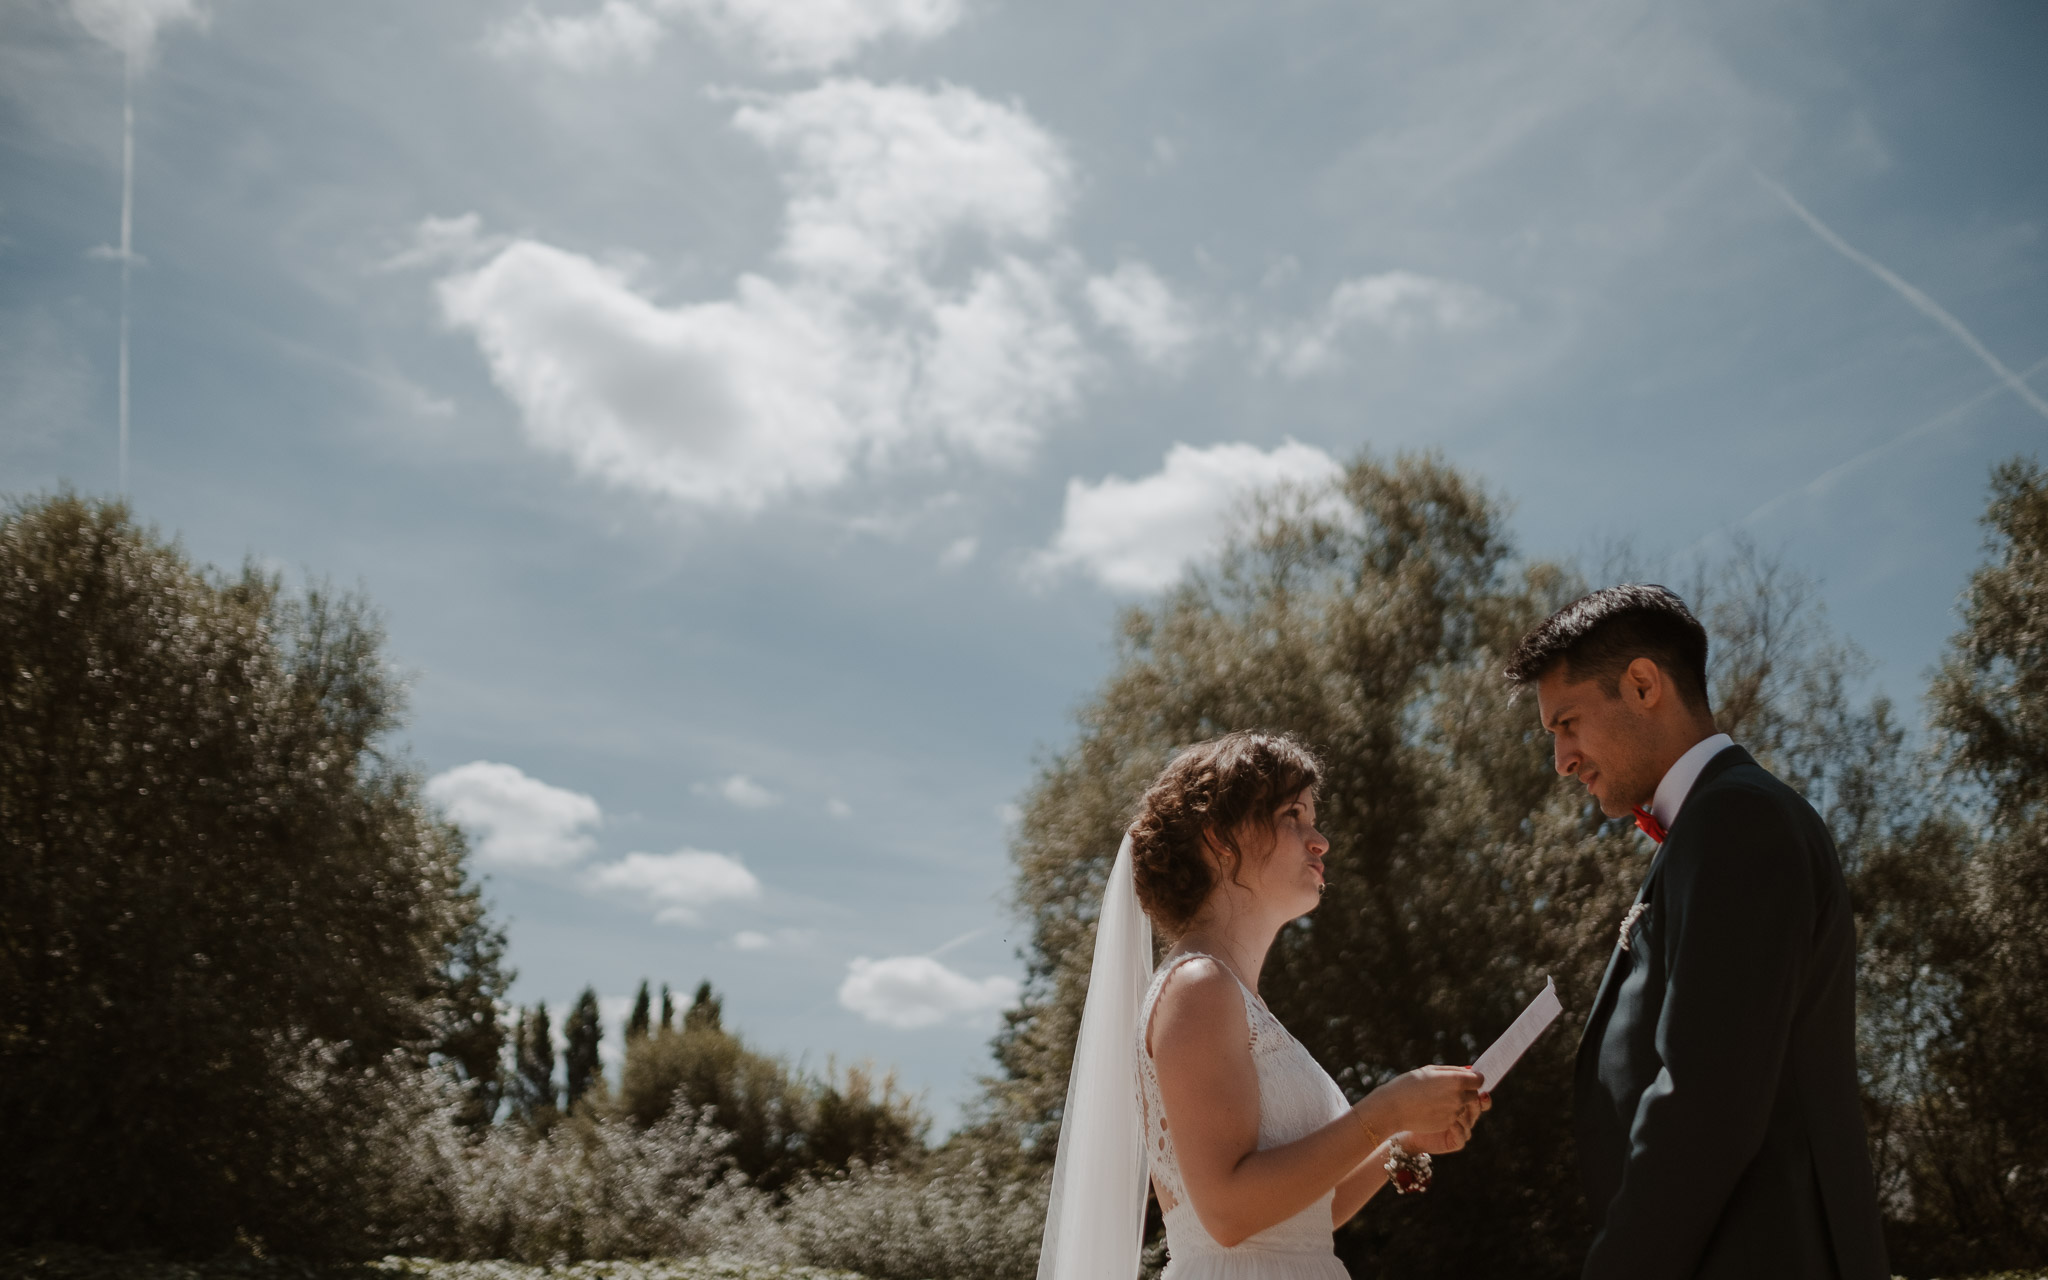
[985,452,2047,1277]
[0,495,504,1255]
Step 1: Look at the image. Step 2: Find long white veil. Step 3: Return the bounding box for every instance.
[1036,831,1155,1280]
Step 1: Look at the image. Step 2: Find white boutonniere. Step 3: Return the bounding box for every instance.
[1619,901,1649,952]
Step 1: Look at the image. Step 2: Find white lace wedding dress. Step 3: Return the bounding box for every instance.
[1137,951,1354,1279]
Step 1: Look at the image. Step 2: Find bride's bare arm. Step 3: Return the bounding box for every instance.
[1150,959,1480,1248]
[1330,1093,1493,1228]
[1330,1145,1393,1226]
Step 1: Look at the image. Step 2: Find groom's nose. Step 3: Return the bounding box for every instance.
[1554,739,1580,777]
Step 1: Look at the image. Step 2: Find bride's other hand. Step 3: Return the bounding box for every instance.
[1367,1064,1483,1138]
[1403,1085,1491,1155]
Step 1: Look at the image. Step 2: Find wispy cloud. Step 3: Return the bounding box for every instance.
[1030,440,1345,592]
[483,1,664,72]
[1754,169,2048,424]
[695,774,780,809]
[1085,260,1200,369]
[68,0,205,63]
[1256,270,1505,378]
[485,0,964,74]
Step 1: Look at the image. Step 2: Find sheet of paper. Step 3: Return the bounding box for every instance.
[1470,976,1562,1091]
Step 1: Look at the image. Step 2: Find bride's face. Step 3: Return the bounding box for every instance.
[1239,787,1328,920]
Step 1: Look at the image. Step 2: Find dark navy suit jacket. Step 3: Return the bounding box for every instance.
[1575,746,1889,1280]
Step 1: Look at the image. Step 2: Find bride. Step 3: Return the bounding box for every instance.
[1038,732,1488,1279]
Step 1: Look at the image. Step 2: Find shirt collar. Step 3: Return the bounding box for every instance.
[1651,732,1735,831]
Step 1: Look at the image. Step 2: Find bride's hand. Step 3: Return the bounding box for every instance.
[1399,1083,1492,1155]
[1368,1064,1484,1138]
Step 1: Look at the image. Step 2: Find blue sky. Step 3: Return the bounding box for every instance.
[4,0,2043,1131]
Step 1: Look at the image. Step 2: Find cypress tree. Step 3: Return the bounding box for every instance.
[659,982,675,1032]
[627,980,652,1041]
[517,1002,557,1119]
[564,987,603,1111]
[684,979,722,1032]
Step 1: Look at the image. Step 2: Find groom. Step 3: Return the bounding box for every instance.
[1506,585,1888,1280]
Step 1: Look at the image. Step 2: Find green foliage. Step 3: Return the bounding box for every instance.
[628,982,653,1042]
[989,456,1620,1277]
[1879,457,2048,1274]
[610,992,925,1193]
[0,494,504,1257]
[512,1003,560,1126]
[770,1160,1047,1280]
[0,1244,864,1280]
[565,988,604,1114]
[984,454,1999,1278]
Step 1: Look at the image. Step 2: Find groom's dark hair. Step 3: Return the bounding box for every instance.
[1505,583,1712,712]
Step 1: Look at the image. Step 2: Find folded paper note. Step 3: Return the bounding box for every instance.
[1470,977,1562,1091]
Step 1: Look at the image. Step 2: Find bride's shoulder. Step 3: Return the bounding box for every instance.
[1150,956,1249,1035]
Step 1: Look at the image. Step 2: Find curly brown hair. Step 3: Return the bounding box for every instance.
[1129,731,1323,938]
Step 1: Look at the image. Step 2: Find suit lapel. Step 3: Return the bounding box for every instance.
[1575,744,1754,1060]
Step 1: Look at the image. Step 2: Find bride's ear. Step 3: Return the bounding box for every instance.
[1199,825,1242,883]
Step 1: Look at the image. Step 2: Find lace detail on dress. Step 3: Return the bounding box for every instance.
[1135,951,1352,1276]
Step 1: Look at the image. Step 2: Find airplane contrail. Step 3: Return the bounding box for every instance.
[1753,167,2048,424]
[118,48,134,494]
[1690,352,2048,558]
[72,0,203,495]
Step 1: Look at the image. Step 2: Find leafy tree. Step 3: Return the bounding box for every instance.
[627,980,652,1041]
[613,984,924,1191]
[1881,457,2048,1271]
[660,981,676,1032]
[985,455,1926,1278]
[437,906,514,1129]
[564,987,604,1112]
[0,494,503,1254]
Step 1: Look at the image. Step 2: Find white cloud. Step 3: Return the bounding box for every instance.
[1031,440,1345,592]
[732,929,772,950]
[436,247,867,512]
[826,797,854,818]
[995,801,1022,826]
[598,993,635,1067]
[486,0,961,75]
[938,535,978,568]
[68,0,204,62]
[1086,260,1199,368]
[733,79,1072,291]
[428,80,1087,514]
[911,256,1083,464]
[484,0,664,71]
[1258,270,1506,378]
[426,761,602,867]
[661,0,964,72]
[838,955,1019,1029]
[585,849,763,925]
[695,773,779,808]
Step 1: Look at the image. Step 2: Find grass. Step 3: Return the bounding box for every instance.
[7,1247,2042,1280]
[0,1250,863,1280]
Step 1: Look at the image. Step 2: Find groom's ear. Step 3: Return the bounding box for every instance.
[1621,657,1664,706]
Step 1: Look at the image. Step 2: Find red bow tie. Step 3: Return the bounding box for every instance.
[1632,806,1668,844]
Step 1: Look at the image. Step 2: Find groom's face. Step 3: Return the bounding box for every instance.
[1535,666,1658,818]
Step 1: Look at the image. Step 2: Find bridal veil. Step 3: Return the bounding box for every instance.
[1036,832,1155,1280]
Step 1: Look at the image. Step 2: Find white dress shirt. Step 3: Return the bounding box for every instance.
[1648,732,1736,833]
